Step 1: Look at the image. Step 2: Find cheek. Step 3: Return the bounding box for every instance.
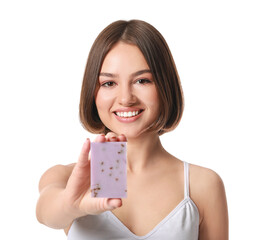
[95,90,114,121]
[151,91,161,117]
[144,87,160,109]
[96,90,109,108]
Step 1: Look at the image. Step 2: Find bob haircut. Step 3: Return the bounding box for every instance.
[79,19,184,135]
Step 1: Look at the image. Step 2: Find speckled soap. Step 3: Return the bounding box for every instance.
[90,142,127,198]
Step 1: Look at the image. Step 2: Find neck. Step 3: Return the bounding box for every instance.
[126,132,165,173]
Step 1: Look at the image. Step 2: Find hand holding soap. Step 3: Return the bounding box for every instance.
[90,142,127,198]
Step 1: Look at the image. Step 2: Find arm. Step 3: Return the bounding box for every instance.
[36,135,124,230]
[36,164,78,229]
[198,170,229,240]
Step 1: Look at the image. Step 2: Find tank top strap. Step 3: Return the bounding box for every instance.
[183,161,190,198]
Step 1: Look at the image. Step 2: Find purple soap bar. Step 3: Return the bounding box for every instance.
[90,142,127,198]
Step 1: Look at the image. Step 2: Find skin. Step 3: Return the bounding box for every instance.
[96,41,160,141]
[36,42,228,239]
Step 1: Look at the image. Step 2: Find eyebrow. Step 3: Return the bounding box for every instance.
[99,69,151,78]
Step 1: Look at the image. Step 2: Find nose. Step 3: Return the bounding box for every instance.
[118,83,136,106]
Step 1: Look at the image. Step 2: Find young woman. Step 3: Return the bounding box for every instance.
[36,20,228,240]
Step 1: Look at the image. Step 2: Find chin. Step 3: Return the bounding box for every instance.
[111,126,154,140]
[111,129,139,139]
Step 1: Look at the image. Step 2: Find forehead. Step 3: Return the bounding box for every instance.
[100,42,150,74]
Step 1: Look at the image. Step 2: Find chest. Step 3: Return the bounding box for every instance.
[111,167,185,236]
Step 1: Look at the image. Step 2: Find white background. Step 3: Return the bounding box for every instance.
[0,0,268,239]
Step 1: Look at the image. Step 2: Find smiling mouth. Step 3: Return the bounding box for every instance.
[114,110,143,118]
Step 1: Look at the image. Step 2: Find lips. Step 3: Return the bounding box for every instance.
[115,110,140,118]
[113,109,144,122]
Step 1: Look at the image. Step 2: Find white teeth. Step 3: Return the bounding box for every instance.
[116,110,140,118]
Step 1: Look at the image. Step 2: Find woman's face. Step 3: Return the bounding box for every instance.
[95,42,160,139]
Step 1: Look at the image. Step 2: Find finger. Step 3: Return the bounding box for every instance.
[81,196,122,215]
[77,138,91,167]
[106,198,122,210]
[106,132,118,142]
[94,134,106,143]
[117,134,127,142]
[65,139,91,198]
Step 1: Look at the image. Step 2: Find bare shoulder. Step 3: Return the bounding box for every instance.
[189,163,226,206]
[189,163,225,192]
[189,163,228,239]
[38,163,76,193]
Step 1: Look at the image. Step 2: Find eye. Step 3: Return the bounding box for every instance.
[101,81,116,88]
[136,78,151,84]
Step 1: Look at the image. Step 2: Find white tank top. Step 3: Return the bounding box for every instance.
[68,162,199,239]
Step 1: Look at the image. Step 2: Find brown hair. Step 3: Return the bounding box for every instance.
[79,20,184,135]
